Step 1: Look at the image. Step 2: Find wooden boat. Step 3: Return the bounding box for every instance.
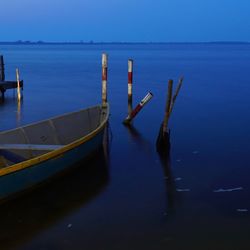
[0,104,109,201]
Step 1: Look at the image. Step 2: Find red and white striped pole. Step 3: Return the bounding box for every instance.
[128,59,133,116]
[102,53,108,107]
[123,92,153,124]
[128,59,133,102]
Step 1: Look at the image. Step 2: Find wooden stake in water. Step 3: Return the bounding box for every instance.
[123,92,153,124]
[16,68,21,102]
[102,53,108,107]
[156,76,184,152]
[162,79,173,133]
[0,55,5,81]
[169,76,184,115]
[128,98,133,118]
[128,59,133,116]
[128,59,133,102]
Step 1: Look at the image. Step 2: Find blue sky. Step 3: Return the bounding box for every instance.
[1,0,249,42]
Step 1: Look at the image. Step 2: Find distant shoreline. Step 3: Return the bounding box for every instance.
[0,41,249,45]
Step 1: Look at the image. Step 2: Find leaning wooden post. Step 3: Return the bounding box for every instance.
[156,77,184,153]
[0,55,5,81]
[156,80,173,154]
[16,68,21,102]
[162,79,173,133]
[128,59,133,116]
[169,76,183,115]
[102,53,108,107]
[123,92,153,124]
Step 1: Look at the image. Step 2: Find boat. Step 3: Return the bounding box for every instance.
[0,103,109,201]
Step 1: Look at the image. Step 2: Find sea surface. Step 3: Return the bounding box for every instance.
[0,43,250,250]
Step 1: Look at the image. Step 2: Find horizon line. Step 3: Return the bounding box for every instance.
[0,40,250,45]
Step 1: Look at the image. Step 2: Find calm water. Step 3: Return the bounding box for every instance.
[0,44,250,249]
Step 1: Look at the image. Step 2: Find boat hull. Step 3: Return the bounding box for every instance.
[0,128,105,201]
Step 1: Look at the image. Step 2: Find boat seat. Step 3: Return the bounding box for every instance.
[0,156,8,168]
[0,149,27,168]
[0,144,63,151]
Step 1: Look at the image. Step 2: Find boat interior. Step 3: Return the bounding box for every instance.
[0,105,104,168]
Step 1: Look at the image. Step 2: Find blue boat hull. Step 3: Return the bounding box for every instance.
[0,129,105,201]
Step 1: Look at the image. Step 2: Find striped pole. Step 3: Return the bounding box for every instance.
[128,59,133,116]
[123,92,153,124]
[128,59,133,102]
[102,53,108,107]
[128,98,133,117]
[16,68,21,102]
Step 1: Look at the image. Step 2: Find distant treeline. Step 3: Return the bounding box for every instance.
[0,41,249,45]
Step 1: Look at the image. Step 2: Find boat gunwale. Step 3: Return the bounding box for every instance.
[0,104,109,177]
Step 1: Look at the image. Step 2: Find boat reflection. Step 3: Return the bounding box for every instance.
[0,146,110,249]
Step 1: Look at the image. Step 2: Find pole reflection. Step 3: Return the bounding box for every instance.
[156,130,177,216]
[125,124,178,217]
[16,99,22,127]
[125,124,152,154]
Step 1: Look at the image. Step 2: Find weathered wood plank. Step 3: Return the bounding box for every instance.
[0,144,63,151]
[0,55,5,81]
[0,80,23,90]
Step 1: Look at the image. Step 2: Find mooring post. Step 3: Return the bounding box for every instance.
[156,76,184,153]
[156,79,173,154]
[123,92,153,124]
[162,79,173,133]
[128,59,133,101]
[0,55,5,81]
[128,97,133,118]
[128,59,133,116]
[169,76,183,115]
[102,53,108,107]
[16,68,21,102]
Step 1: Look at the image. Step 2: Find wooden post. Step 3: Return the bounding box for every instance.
[128,59,133,102]
[102,53,108,107]
[156,79,173,154]
[0,56,5,98]
[128,99,133,118]
[169,76,183,115]
[162,79,173,133]
[123,92,153,124]
[0,55,5,81]
[16,68,21,102]
[128,59,133,116]
[156,76,184,153]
